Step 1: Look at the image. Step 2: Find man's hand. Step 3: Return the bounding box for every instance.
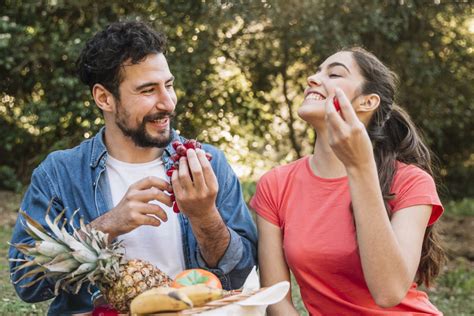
[171,148,219,219]
[171,148,229,267]
[90,176,173,241]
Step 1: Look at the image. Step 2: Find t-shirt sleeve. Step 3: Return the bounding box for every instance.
[390,164,444,226]
[249,170,281,227]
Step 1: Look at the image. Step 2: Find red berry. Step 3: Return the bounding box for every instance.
[172,140,182,150]
[184,139,197,150]
[205,152,213,161]
[166,166,176,177]
[170,194,176,202]
[171,153,180,162]
[176,145,187,156]
[173,202,180,213]
[333,96,341,112]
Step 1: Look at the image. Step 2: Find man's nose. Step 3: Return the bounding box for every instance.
[156,89,176,112]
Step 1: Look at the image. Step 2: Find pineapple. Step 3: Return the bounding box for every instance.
[10,206,172,312]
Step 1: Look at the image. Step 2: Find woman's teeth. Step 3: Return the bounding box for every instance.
[306,93,325,100]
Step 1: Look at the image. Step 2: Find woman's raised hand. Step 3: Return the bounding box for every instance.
[324,88,375,171]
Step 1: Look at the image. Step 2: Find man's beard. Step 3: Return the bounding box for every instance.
[115,101,175,148]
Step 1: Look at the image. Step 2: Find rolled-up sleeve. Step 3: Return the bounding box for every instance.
[194,146,258,289]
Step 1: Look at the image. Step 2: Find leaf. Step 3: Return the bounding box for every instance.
[20,210,57,244]
[45,204,67,243]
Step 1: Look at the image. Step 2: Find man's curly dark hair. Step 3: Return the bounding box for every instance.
[76,21,167,100]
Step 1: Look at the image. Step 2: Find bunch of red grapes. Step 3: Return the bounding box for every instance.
[166,139,213,213]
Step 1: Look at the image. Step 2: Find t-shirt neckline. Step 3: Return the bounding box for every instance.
[304,156,348,183]
[106,154,163,169]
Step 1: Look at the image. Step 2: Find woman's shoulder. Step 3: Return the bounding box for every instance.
[251,157,309,220]
[394,161,433,180]
[392,161,437,193]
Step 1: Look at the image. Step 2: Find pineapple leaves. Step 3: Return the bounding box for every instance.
[19,210,57,244]
[35,241,69,257]
[20,274,48,288]
[11,203,126,297]
[14,266,48,284]
[45,258,81,273]
[45,204,67,243]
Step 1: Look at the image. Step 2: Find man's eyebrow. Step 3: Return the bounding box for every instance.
[315,62,351,74]
[135,76,175,90]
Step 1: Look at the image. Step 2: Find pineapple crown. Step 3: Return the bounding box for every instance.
[10,204,124,295]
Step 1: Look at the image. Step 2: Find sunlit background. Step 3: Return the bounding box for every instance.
[1,1,473,200]
[0,1,473,315]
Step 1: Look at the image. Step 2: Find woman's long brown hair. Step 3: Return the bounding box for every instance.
[346,47,445,287]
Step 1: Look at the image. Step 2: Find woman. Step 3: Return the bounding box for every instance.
[250,47,445,315]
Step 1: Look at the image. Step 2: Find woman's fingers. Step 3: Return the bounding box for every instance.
[325,92,347,136]
[336,88,358,125]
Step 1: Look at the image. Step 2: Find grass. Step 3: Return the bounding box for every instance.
[0,227,49,314]
[426,258,474,315]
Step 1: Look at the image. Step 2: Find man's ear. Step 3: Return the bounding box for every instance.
[357,93,380,113]
[92,84,116,112]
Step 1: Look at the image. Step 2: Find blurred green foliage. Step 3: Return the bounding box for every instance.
[445,198,474,217]
[0,0,472,199]
[423,258,474,315]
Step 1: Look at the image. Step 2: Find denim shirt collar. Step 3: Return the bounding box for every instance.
[89,126,182,170]
[89,127,108,169]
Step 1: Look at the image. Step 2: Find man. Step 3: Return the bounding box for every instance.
[9,21,257,315]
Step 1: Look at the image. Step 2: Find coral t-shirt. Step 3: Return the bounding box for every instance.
[250,156,443,315]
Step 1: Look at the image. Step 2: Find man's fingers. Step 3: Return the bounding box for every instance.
[128,187,172,207]
[171,167,182,193]
[178,156,193,190]
[186,149,206,189]
[196,148,217,191]
[141,214,163,227]
[137,203,168,222]
[130,176,172,192]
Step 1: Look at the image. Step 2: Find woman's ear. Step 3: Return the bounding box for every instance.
[93,84,116,112]
[358,93,380,113]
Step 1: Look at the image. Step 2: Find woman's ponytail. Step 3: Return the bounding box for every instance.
[369,105,446,287]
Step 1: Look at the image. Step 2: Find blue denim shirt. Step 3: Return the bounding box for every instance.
[9,127,257,315]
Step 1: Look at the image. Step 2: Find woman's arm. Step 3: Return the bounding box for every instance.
[326,89,432,307]
[347,165,432,307]
[256,215,300,316]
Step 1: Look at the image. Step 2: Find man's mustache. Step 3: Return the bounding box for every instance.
[144,111,176,122]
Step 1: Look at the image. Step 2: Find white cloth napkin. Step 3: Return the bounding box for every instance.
[198,266,290,315]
